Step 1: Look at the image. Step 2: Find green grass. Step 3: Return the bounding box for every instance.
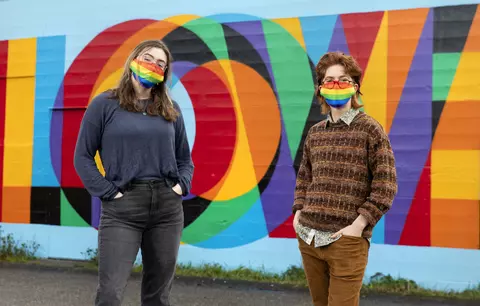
[81,249,480,300]
[173,263,307,287]
[2,238,479,301]
[0,226,39,262]
[362,274,480,300]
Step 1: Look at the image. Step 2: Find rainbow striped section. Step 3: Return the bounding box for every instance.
[320,86,356,102]
[130,59,165,86]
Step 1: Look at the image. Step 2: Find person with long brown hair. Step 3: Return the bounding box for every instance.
[293,51,397,306]
[74,39,194,306]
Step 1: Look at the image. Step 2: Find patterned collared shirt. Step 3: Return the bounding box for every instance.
[326,107,360,126]
[295,107,370,247]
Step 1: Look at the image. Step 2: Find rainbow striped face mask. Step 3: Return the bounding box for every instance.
[130,59,165,88]
[319,81,356,108]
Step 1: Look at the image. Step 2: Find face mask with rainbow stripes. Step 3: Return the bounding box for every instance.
[130,59,165,88]
[319,81,356,108]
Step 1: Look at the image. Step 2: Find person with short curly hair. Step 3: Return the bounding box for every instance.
[293,51,397,306]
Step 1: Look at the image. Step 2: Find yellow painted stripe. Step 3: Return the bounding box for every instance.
[213,59,258,201]
[447,52,480,102]
[272,17,306,50]
[432,150,480,200]
[362,12,388,129]
[93,68,123,98]
[164,14,201,26]
[2,38,37,223]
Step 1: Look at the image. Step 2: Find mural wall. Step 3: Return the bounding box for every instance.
[1,2,480,291]
[0,4,479,251]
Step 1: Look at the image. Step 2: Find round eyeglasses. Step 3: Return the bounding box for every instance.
[321,80,354,89]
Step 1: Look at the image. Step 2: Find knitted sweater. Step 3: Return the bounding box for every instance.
[293,112,397,238]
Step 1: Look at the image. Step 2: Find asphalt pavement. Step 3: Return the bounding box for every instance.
[0,264,477,306]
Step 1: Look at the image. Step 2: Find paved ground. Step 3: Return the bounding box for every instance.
[0,265,477,306]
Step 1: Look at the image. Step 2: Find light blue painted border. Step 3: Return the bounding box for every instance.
[32,36,65,187]
[1,1,480,72]
[2,0,480,42]
[1,223,479,291]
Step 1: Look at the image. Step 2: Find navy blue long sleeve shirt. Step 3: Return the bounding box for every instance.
[73,92,194,200]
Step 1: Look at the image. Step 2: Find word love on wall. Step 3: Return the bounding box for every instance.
[0,4,479,250]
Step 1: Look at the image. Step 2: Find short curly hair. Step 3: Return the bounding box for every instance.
[315,51,363,114]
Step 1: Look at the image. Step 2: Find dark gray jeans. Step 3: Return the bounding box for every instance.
[95,180,184,306]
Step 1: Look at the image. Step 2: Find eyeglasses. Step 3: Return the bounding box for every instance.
[141,54,168,70]
[321,80,354,89]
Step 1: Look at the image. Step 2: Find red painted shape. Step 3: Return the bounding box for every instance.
[269,214,296,238]
[341,12,384,77]
[399,153,431,246]
[181,66,236,196]
[61,20,155,187]
[0,40,8,221]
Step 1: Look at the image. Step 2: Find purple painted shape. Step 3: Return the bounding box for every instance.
[91,197,101,229]
[172,61,197,80]
[385,11,433,245]
[224,21,277,89]
[50,82,64,181]
[260,127,297,233]
[328,16,350,54]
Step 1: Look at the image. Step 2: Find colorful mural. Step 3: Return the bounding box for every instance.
[0,4,479,252]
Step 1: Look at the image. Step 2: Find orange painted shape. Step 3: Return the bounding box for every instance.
[230,61,281,183]
[430,199,479,249]
[386,8,429,132]
[464,6,480,52]
[91,19,180,100]
[432,100,480,150]
[1,186,31,223]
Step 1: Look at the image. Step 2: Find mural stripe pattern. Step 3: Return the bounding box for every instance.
[2,38,36,223]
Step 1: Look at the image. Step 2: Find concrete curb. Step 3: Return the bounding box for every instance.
[0,259,309,293]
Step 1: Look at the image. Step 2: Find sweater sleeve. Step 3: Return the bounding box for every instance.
[293,130,312,214]
[73,97,119,201]
[173,102,194,196]
[357,125,398,227]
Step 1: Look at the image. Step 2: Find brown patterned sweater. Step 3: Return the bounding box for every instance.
[293,112,397,238]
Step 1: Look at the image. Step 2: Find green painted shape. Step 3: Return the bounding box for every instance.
[60,190,90,227]
[433,53,461,101]
[182,187,260,244]
[262,20,314,158]
[183,17,229,60]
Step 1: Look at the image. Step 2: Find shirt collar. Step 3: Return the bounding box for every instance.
[326,108,360,126]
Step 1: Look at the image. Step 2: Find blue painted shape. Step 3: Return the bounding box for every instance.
[300,15,337,64]
[171,74,196,150]
[371,215,385,244]
[32,35,65,187]
[328,16,350,54]
[192,198,268,249]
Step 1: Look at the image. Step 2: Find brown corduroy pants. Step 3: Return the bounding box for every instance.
[298,235,369,306]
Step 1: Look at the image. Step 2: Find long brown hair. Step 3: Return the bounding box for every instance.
[109,40,179,121]
[315,51,363,115]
